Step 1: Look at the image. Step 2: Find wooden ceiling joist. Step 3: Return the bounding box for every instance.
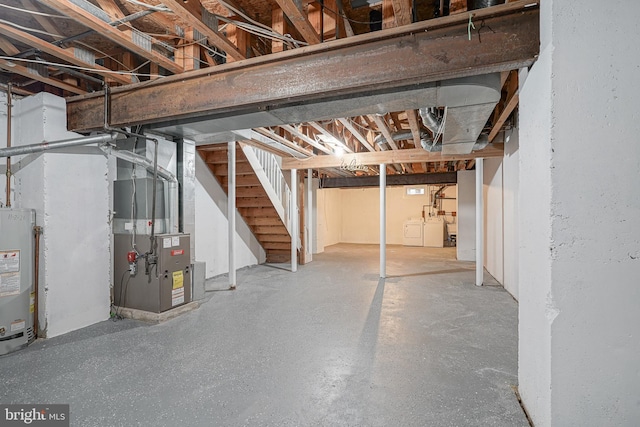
[0,59,86,95]
[0,23,131,85]
[161,0,245,62]
[281,144,504,170]
[336,118,375,152]
[272,0,321,45]
[44,0,184,74]
[65,1,539,132]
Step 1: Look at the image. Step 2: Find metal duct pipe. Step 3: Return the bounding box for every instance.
[420,134,489,152]
[418,108,441,135]
[0,133,117,158]
[5,84,12,207]
[374,130,429,147]
[467,0,505,11]
[99,144,179,234]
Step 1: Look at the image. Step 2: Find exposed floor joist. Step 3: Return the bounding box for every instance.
[65,2,539,132]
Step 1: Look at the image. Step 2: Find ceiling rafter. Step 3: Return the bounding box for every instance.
[280,124,333,154]
[336,118,375,152]
[254,127,314,157]
[0,35,20,56]
[307,121,353,153]
[272,0,321,45]
[0,58,86,95]
[161,0,245,61]
[21,0,64,37]
[44,0,184,73]
[0,23,131,85]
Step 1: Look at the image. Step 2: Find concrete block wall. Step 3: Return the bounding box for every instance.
[11,93,111,338]
[518,1,640,425]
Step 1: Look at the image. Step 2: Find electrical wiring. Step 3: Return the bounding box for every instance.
[0,19,66,39]
[0,3,74,19]
[0,56,164,79]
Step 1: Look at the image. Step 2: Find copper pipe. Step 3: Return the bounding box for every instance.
[33,226,42,339]
[5,83,12,207]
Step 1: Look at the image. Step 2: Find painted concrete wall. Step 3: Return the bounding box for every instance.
[12,93,111,338]
[483,158,504,284]
[456,170,476,261]
[194,154,265,278]
[316,187,341,251]
[502,127,519,300]
[519,1,640,425]
[316,185,456,246]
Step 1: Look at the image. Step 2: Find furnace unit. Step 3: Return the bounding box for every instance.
[0,209,36,356]
[114,234,191,313]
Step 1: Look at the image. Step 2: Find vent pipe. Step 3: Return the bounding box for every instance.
[418,108,442,135]
[0,133,117,158]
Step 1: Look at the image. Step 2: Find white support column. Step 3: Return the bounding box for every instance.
[475,158,484,286]
[228,140,236,289]
[380,163,386,279]
[291,168,298,272]
[306,169,313,262]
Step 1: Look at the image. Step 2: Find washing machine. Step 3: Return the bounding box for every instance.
[403,220,424,246]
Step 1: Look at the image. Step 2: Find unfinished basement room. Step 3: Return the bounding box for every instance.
[0,0,639,426]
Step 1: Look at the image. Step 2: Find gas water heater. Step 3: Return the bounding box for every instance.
[0,208,36,356]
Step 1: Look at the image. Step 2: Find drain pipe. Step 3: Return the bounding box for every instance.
[0,133,117,158]
[5,84,11,207]
[33,225,42,338]
[99,144,178,234]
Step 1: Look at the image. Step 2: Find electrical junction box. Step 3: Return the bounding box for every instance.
[0,209,36,356]
[113,234,191,313]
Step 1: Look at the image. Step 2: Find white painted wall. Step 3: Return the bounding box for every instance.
[503,127,520,300]
[456,170,476,261]
[519,1,640,425]
[194,154,265,278]
[11,93,111,338]
[316,187,341,251]
[316,185,456,246]
[483,158,504,284]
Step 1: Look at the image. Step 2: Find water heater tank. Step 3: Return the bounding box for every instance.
[0,208,36,356]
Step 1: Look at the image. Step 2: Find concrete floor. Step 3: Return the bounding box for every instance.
[0,244,527,426]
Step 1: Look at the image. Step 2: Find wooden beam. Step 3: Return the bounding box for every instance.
[391,0,413,27]
[273,0,321,44]
[0,23,131,85]
[162,0,244,61]
[20,0,63,37]
[307,121,353,153]
[321,171,457,188]
[489,71,519,141]
[0,36,20,55]
[281,144,504,169]
[371,115,399,150]
[405,109,422,147]
[66,1,539,132]
[0,59,86,95]
[176,28,198,71]
[272,8,286,53]
[336,118,375,152]
[254,128,315,157]
[44,0,184,74]
[281,124,333,154]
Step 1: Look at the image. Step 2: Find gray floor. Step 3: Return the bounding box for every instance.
[0,244,527,427]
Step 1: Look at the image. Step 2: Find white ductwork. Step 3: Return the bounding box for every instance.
[99,144,179,234]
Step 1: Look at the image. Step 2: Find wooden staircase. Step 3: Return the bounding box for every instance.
[198,144,293,263]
